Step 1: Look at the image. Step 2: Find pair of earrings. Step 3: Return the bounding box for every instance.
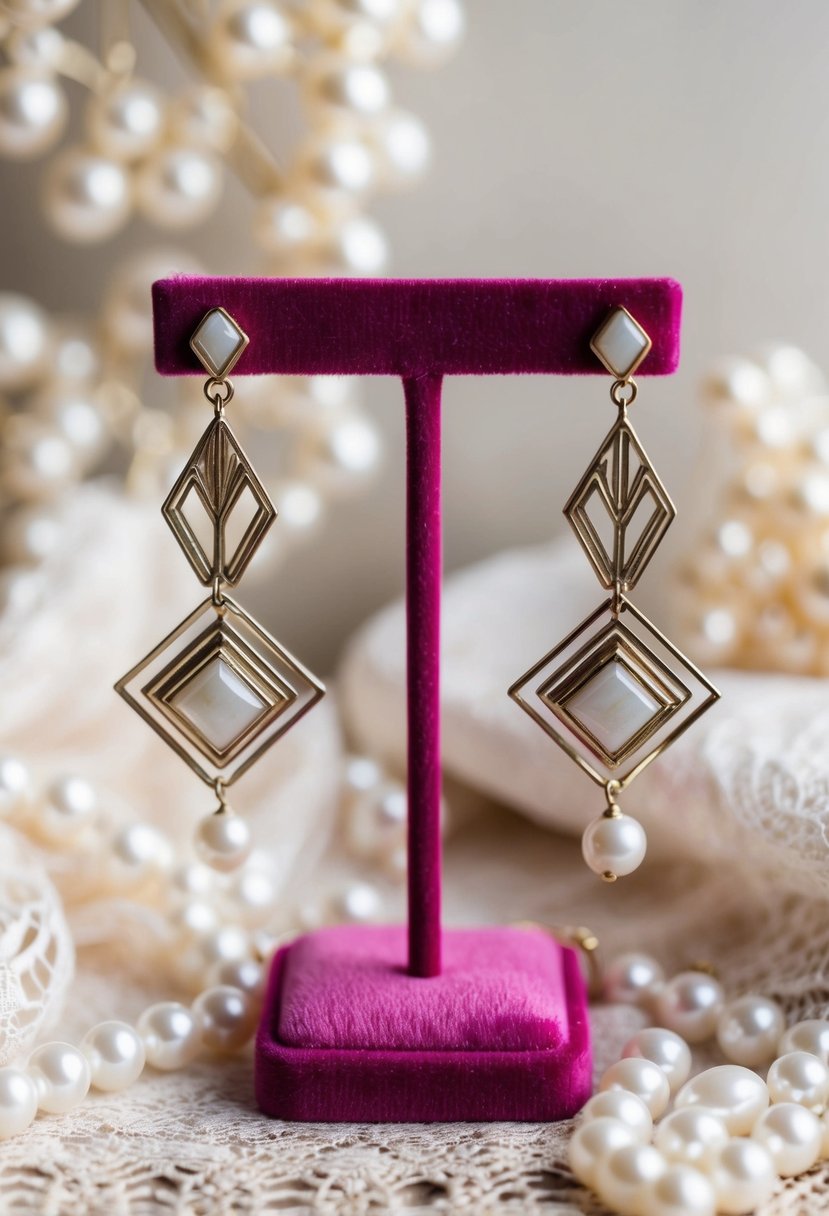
[117,305,719,884]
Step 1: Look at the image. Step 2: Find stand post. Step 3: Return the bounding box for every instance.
[404,374,443,978]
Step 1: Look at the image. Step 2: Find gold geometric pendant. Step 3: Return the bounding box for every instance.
[162,416,276,587]
[509,597,719,790]
[563,414,675,593]
[116,595,324,787]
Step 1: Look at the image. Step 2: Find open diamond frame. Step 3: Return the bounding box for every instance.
[509,597,720,789]
[162,416,276,586]
[116,596,325,786]
[563,414,676,593]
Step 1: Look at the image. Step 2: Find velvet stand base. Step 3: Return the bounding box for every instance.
[255,925,592,1123]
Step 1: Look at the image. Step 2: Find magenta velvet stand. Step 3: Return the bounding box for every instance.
[152,276,682,1122]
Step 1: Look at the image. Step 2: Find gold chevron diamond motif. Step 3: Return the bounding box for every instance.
[563,414,676,593]
[162,416,276,586]
[116,596,324,786]
[509,599,718,789]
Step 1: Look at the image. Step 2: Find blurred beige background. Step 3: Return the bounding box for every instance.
[4,1,829,667]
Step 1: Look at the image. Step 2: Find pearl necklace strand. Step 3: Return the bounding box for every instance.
[573,952,829,1215]
[0,749,421,1141]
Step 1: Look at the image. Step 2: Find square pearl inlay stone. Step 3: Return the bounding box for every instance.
[591,308,651,379]
[171,658,266,751]
[565,659,660,754]
[190,309,248,379]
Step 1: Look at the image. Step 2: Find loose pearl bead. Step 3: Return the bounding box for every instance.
[338,881,381,922]
[28,1042,90,1114]
[34,386,107,466]
[170,899,218,941]
[594,1143,665,1216]
[674,1065,769,1134]
[169,86,237,153]
[86,79,164,161]
[568,1116,638,1188]
[0,755,32,817]
[305,416,381,489]
[135,148,222,229]
[307,58,390,119]
[302,133,376,198]
[622,1028,691,1095]
[38,775,98,843]
[254,195,318,259]
[652,971,725,1043]
[599,1058,671,1119]
[194,811,251,873]
[641,1164,716,1216]
[138,1002,201,1071]
[752,1102,822,1176]
[171,862,215,898]
[369,109,430,188]
[209,0,295,80]
[228,866,276,926]
[0,1068,38,1140]
[712,1139,776,1214]
[603,953,665,1007]
[394,0,465,67]
[209,958,265,1001]
[275,480,323,538]
[779,1018,829,1063]
[717,994,785,1067]
[654,1108,730,1171]
[199,925,251,970]
[2,417,75,500]
[581,812,647,881]
[81,1021,145,1092]
[347,781,406,858]
[767,1051,829,1110]
[111,823,172,881]
[192,985,257,1052]
[43,148,131,243]
[579,1090,653,1143]
[0,67,66,159]
[327,215,389,275]
[0,293,50,390]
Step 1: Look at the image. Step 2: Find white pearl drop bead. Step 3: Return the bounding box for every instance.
[711,1139,776,1215]
[674,1065,769,1135]
[622,1028,691,1095]
[210,0,295,80]
[603,953,665,1007]
[135,148,222,229]
[652,971,725,1043]
[0,292,49,390]
[599,1058,671,1119]
[767,1050,829,1110]
[192,984,257,1052]
[581,812,647,880]
[779,1018,829,1063]
[0,1068,38,1140]
[138,1002,202,1071]
[654,1107,730,1171]
[28,1041,90,1114]
[717,994,785,1067]
[0,755,32,817]
[43,148,131,243]
[579,1090,653,1143]
[194,812,251,873]
[594,1143,665,1216]
[641,1163,716,1216]
[568,1116,637,1188]
[39,775,97,842]
[0,67,66,159]
[81,1021,145,1092]
[86,79,164,161]
[752,1102,822,1176]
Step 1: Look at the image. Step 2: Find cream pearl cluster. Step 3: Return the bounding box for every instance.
[675,343,829,677]
[572,950,829,1215]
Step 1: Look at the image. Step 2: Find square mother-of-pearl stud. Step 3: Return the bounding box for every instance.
[590,306,652,380]
[190,307,249,379]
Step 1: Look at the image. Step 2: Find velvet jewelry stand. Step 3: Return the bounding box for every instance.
[152,276,682,1123]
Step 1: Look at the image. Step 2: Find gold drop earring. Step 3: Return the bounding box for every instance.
[116,308,325,872]
[509,306,720,881]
